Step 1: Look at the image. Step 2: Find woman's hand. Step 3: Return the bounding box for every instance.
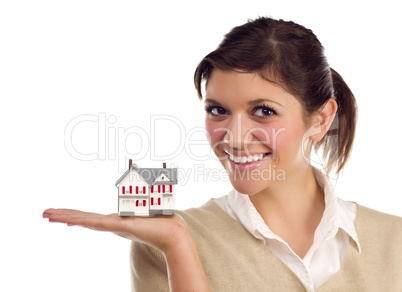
[42,209,211,291]
[42,209,189,254]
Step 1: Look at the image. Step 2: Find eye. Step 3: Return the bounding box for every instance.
[253,105,276,118]
[205,105,228,117]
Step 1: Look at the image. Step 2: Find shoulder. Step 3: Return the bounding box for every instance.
[356,204,402,230]
[355,204,402,252]
[345,204,402,288]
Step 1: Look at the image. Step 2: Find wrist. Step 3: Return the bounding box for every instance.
[163,226,197,259]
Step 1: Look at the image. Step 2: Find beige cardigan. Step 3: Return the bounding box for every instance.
[130,200,402,291]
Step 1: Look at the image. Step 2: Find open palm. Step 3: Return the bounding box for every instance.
[43,208,189,253]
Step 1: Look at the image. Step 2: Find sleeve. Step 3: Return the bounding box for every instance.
[130,241,170,292]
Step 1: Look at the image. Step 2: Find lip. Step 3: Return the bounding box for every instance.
[225,151,271,172]
[224,150,268,157]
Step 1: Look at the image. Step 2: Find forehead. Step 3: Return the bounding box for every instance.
[205,69,298,108]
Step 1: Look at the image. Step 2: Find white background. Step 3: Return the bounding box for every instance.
[1,0,401,291]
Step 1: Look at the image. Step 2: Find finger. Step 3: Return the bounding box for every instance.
[43,209,105,225]
[67,214,124,232]
[43,208,100,217]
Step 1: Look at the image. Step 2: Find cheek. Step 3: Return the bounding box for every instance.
[252,123,288,150]
[272,122,306,157]
[252,122,305,153]
[205,119,226,150]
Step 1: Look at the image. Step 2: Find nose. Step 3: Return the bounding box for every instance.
[224,113,254,149]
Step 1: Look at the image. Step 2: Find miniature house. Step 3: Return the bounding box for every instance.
[115,160,178,216]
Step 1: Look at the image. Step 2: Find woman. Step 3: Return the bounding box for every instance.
[43,17,402,291]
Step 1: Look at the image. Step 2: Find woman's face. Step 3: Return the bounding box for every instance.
[204,69,313,195]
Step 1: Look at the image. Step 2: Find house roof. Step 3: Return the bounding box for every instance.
[115,164,178,187]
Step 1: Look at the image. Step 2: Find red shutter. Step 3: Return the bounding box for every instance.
[151,197,154,205]
[169,185,172,192]
[122,186,125,194]
[136,200,139,207]
[158,198,161,205]
[136,186,138,194]
[162,185,165,193]
[143,186,146,194]
[158,185,161,193]
[151,186,154,193]
[129,186,132,194]
[143,200,146,207]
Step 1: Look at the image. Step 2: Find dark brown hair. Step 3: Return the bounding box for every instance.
[194,17,357,175]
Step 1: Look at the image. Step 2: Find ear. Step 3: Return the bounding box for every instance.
[309,98,338,142]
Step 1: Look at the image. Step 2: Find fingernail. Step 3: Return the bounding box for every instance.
[42,213,50,218]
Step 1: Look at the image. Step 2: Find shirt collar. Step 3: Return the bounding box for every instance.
[226,172,361,253]
[314,171,361,253]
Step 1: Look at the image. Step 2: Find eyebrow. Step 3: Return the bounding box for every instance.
[205,98,283,107]
[248,98,284,108]
[204,99,222,106]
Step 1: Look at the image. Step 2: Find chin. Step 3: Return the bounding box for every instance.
[229,176,265,196]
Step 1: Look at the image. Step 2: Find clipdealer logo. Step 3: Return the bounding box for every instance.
[64,112,337,181]
[64,113,211,172]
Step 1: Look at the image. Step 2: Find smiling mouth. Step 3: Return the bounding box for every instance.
[226,152,271,164]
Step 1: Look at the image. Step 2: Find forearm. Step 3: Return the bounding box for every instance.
[164,234,210,292]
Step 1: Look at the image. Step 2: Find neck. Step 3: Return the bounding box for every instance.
[249,167,325,257]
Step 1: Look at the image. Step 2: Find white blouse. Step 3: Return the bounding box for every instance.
[214,173,361,291]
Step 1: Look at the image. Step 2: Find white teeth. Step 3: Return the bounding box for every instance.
[228,153,267,164]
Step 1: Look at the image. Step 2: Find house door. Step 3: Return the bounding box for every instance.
[164,196,174,210]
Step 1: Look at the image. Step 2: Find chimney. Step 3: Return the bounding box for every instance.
[163,162,166,168]
[129,159,133,169]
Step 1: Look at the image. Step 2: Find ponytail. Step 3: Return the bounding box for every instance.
[315,68,357,175]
